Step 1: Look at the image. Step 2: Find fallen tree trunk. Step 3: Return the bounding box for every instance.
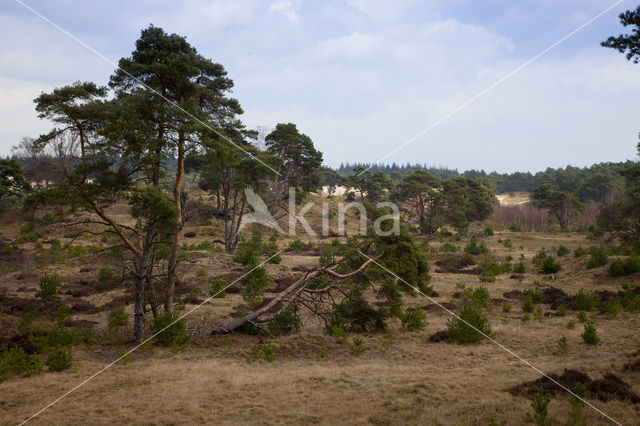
[190,253,382,335]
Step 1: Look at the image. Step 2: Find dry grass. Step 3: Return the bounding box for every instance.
[1,199,639,425]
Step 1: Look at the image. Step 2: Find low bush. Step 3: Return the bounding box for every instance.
[573,246,587,258]
[45,347,72,372]
[0,346,42,379]
[512,261,526,274]
[209,279,226,298]
[151,312,190,347]
[607,256,640,276]
[108,306,128,331]
[349,336,366,355]
[571,289,600,311]
[464,237,489,255]
[586,246,608,269]
[540,256,561,274]
[251,343,277,362]
[581,323,600,344]
[35,273,60,299]
[556,245,569,257]
[447,303,494,344]
[268,309,301,336]
[439,242,459,253]
[98,267,114,282]
[401,308,426,331]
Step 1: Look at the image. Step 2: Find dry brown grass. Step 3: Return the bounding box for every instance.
[1,199,639,425]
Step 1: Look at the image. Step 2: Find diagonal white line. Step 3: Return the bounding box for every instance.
[356,250,622,425]
[14,0,280,177]
[357,0,627,176]
[18,250,284,425]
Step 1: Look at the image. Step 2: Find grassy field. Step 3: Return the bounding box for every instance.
[1,192,639,425]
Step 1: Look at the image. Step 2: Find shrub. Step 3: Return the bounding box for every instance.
[151,312,190,347]
[288,239,305,253]
[0,346,42,379]
[55,305,71,327]
[566,320,575,329]
[540,256,561,274]
[35,273,60,299]
[526,390,553,425]
[209,279,226,298]
[45,347,72,372]
[581,323,600,344]
[534,306,544,321]
[461,286,492,311]
[571,289,600,311]
[586,246,608,269]
[556,245,569,257]
[532,249,548,266]
[196,267,207,277]
[266,235,281,264]
[98,267,114,282]
[464,237,489,255]
[1,245,13,255]
[439,242,459,253]
[573,246,587,258]
[482,226,494,236]
[557,335,569,354]
[502,302,511,313]
[555,306,567,317]
[242,264,268,307]
[319,244,334,265]
[108,306,128,331]
[603,296,622,319]
[567,383,588,425]
[528,287,543,304]
[251,343,276,362]
[577,311,588,323]
[521,313,531,322]
[349,336,366,355]
[512,261,526,274]
[618,283,640,312]
[522,296,536,313]
[268,309,301,336]
[401,308,426,331]
[607,256,640,276]
[447,303,494,344]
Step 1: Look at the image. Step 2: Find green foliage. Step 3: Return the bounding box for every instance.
[266,235,281,264]
[108,306,128,332]
[464,237,489,255]
[526,390,552,425]
[540,255,561,274]
[567,320,575,329]
[555,306,567,317]
[532,249,548,266]
[607,256,640,276]
[478,257,507,282]
[574,246,587,258]
[576,311,588,323]
[151,312,190,347]
[502,302,512,313]
[349,336,367,355]
[241,263,268,307]
[557,335,569,354]
[209,279,226,298]
[288,239,305,253]
[586,246,608,269]
[618,283,640,312]
[319,243,335,265]
[196,267,207,277]
[533,306,544,321]
[567,383,588,425]
[401,308,426,331]
[512,261,526,274]
[482,226,494,236]
[581,323,600,344]
[439,242,459,253]
[98,267,114,282]
[267,308,301,336]
[45,347,72,372]
[0,346,42,380]
[522,296,536,313]
[1,245,14,255]
[461,285,492,311]
[555,245,569,257]
[35,273,60,299]
[572,289,600,311]
[55,305,70,327]
[381,332,395,348]
[251,343,277,362]
[447,303,494,344]
[329,298,386,333]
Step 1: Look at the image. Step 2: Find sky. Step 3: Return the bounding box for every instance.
[1,0,639,173]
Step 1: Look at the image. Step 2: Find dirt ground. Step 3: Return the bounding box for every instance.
[1,194,639,425]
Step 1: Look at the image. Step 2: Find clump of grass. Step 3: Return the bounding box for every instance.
[251,343,277,362]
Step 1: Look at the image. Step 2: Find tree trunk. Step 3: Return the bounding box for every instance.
[166,130,185,313]
[134,226,154,343]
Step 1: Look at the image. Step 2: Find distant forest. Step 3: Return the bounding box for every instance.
[334,161,638,203]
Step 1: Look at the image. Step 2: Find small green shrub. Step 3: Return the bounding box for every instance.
[556,245,569,257]
[401,308,426,331]
[288,239,305,253]
[586,246,608,269]
[540,256,561,274]
[533,306,544,320]
[522,295,536,313]
[581,323,600,344]
[439,242,459,253]
[0,346,42,379]
[512,261,526,274]
[577,311,588,323]
[566,320,575,329]
[521,313,531,322]
[464,237,489,255]
[196,267,207,277]
[607,256,640,276]
[461,286,492,311]
[572,289,600,311]
[502,302,511,313]
[209,279,226,298]
[349,336,367,355]
[447,303,494,344]
[98,267,114,282]
[35,273,60,299]
[151,312,190,347]
[241,264,268,307]
[532,249,548,266]
[108,306,128,331]
[573,246,587,258]
[555,306,566,317]
[266,235,281,264]
[618,283,640,312]
[251,343,276,362]
[557,335,569,354]
[1,245,14,255]
[267,309,301,336]
[45,347,72,372]
[482,226,494,236]
[526,390,552,425]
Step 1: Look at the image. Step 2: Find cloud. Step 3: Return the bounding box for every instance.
[269,0,302,24]
[201,0,259,26]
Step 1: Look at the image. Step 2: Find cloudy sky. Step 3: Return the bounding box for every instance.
[1,0,639,172]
